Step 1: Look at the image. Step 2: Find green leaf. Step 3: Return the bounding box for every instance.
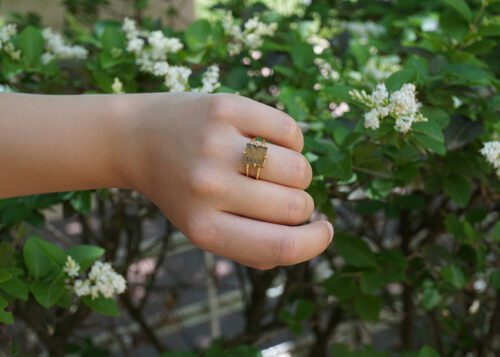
[0,309,14,325]
[324,274,358,300]
[440,0,473,22]
[418,346,440,357]
[422,281,442,310]
[18,26,44,68]
[360,271,383,294]
[412,121,446,155]
[295,299,315,320]
[444,175,471,208]
[30,281,66,308]
[490,271,500,290]
[0,277,28,301]
[23,236,65,280]
[377,250,407,283]
[335,234,377,269]
[324,85,353,103]
[99,26,125,52]
[185,19,211,51]
[82,296,120,317]
[290,41,314,69]
[67,245,105,270]
[315,148,352,181]
[354,295,381,321]
[442,264,467,289]
[385,68,416,92]
[0,269,12,284]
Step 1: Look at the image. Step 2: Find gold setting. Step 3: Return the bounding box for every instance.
[242,137,268,180]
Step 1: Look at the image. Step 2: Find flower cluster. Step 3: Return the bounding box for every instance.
[122,18,220,93]
[194,65,221,93]
[345,21,386,43]
[0,23,21,60]
[63,256,126,299]
[350,83,427,133]
[223,12,277,56]
[480,141,500,177]
[41,28,88,64]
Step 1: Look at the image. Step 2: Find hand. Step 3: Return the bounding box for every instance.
[118,92,334,269]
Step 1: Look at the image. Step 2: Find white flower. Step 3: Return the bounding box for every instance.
[164,66,191,92]
[350,82,426,134]
[42,28,88,61]
[314,58,340,81]
[364,109,380,130]
[223,12,277,56]
[63,256,80,278]
[73,279,91,297]
[195,65,220,93]
[480,141,500,177]
[473,278,487,293]
[148,30,183,60]
[127,37,145,54]
[371,83,388,106]
[0,23,17,43]
[69,260,126,299]
[389,83,420,117]
[112,77,124,94]
[0,84,13,92]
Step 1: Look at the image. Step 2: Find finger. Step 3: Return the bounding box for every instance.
[233,135,312,189]
[220,172,314,225]
[211,94,304,152]
[204,212,333,266]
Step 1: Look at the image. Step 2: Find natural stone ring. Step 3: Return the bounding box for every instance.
[242,137,268,180]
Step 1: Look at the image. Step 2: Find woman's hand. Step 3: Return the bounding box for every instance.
[118,92,334,269]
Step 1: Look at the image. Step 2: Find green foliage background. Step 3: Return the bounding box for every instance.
[0,0,499,356]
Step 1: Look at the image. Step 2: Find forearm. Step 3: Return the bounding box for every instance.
[0,93,130,198]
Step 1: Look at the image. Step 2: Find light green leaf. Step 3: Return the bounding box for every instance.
[82,296,120,317]
[185,19,211,51]
[30,281,66,308]
[18,26,44,67]
[23,237,66,280]
[67,245,105,270]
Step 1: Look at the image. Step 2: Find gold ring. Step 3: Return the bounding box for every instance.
[242,137,268,180]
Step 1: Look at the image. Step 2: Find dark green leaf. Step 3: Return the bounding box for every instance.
[0,277,28,301]
[412,120,446,155]
[335,234,377,269]
[444,175,471,208]
[440,0,473,22]
[385,68,416,92]
[185,19,211,51]
[23,236,65,280]
[418,346,440,357]
[442,264,467,289]
[354,295,381,321]
[290,41,314,69]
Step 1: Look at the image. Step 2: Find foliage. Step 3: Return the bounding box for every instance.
[0,0,499,355]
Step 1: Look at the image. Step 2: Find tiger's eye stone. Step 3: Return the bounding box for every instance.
[242,143,267,168]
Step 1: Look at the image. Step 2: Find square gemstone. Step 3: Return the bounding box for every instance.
[242,143,267,167]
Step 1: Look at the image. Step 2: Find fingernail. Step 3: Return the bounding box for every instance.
[326,221,334,243]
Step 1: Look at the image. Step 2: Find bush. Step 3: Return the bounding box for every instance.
[0,0,499,355]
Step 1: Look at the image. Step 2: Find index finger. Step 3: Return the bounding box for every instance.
[209,94,304,152]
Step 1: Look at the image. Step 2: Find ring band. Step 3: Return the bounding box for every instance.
[242,137,268,180]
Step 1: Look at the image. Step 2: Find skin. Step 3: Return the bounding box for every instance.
[0,92,334,269]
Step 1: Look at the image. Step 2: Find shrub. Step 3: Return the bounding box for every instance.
[0,0,498,355]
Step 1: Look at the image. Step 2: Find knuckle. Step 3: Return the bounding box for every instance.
[290,155,312,187]
[281,116,300,141]
[206,93,235,123]
[287,192,312,224]
[187,167,222,198]
[274,232,298,265]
